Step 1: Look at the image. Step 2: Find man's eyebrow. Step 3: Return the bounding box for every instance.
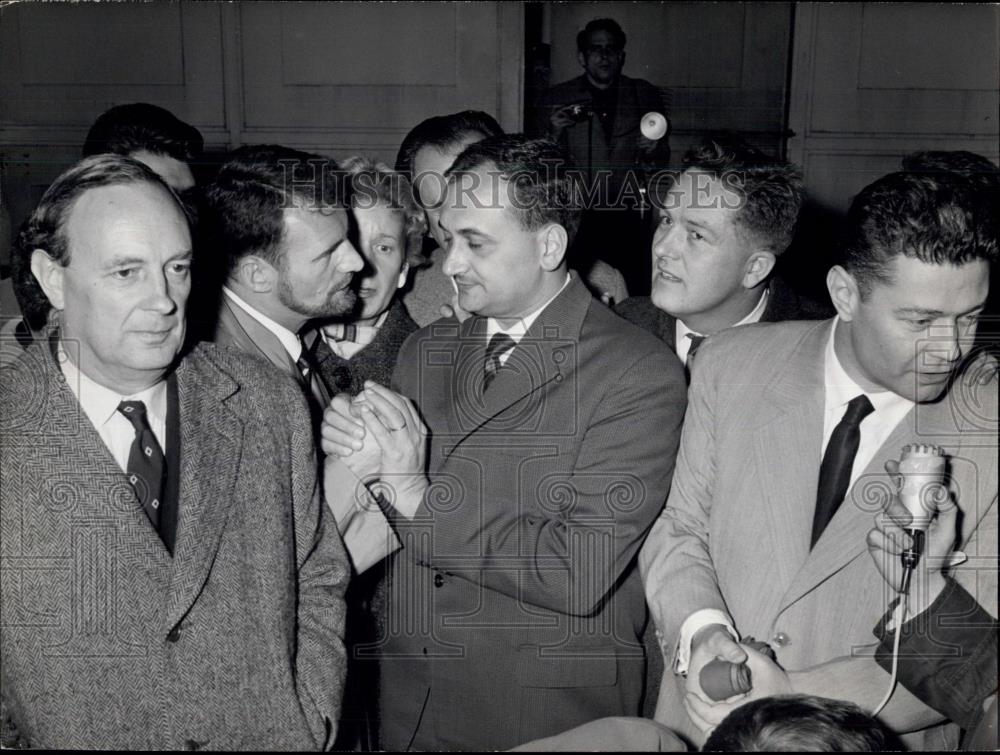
[895,307,944,317]
[458,228,494,242]
[311,237,346,262]
[104,255,146,268]
[168,249,193,261]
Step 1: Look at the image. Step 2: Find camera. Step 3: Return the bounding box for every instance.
[565,102,593,123]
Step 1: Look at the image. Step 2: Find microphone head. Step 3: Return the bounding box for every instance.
[897,444,947,531]
[640,112,668,141]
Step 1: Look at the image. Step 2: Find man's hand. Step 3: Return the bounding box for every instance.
[686,624,746,702]
[549,103,584,133]
[685,644,792,734]
[320,393,381,481]
[866,459,957,612]
[638,134,658,155]
[352,382,429,514]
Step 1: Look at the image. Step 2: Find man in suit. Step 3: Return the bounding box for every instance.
[199,146,395,575]
[640,170,998,748]
[322,135,687,750]
[0,154,349,749]
[617,136,831,373]
[538,18,670,295]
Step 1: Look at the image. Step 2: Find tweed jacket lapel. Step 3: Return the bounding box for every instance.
[163,351,244,631]
[216,295,300,381]
[443,275,589,460]
[39,334,173,582]
[751,320,829,592]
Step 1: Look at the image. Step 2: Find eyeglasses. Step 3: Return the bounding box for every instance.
[586,44,622,57]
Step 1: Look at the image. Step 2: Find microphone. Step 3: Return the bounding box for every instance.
[896,443,947,594]
[640,111,669,141]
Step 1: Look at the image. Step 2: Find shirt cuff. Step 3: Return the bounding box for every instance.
[674,609,739,676]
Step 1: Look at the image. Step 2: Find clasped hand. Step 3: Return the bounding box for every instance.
[320,381,427,499]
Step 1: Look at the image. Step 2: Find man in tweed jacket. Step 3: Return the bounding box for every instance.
[0,155,349,750]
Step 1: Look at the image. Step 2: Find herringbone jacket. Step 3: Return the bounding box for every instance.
[0,335,350,750]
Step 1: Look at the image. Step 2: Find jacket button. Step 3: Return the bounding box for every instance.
[433,573,445,588]
[772,631,790,647]
[167,626,182,643]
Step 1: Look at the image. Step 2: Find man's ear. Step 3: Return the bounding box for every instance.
[396,261,410,290]
[537,224,568,272]
[741,250,776,290]
[577,50,587,70]
[236,255,277,293]
[30,249,65,310]
[827,265,861,321]
[619,50,626,70]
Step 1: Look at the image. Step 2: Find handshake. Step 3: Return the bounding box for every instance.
[320,381,429,511]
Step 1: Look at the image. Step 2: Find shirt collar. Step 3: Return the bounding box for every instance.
[223,286,303,361]
[676,288,770,360]
[58,341,167,431]
[824,317,914,416]
[486,273,572,342]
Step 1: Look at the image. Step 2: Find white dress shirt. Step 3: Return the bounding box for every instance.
[674,317,914,674]
[485,273,572,365]
[675,288,769,365]
[58,343,167,473]
[223,286,302,362]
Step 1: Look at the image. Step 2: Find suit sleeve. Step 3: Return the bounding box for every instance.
[400,343,687,617]
[639,339,732,657]
[288,392,351,751]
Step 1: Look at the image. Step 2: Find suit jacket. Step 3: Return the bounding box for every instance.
[208,294,396,575]
[639,319,998,748]
[0,335,349,750]
[376,274,687,751]
[315,298,419,396]
[538,74,670,187]
[615,279,833,352]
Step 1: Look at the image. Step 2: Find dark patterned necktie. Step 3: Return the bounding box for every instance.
[117,400,166,534]
[811,394,875,547]
[483,332,516,391]
[686,333,706,364]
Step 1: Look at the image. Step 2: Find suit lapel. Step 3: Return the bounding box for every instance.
[444,277,589,459]
[752,323,828,592]
[217,296,300,380]
[40,335,173,583]
[163,353,243,631]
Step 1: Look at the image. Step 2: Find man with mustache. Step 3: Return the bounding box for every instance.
[200,146,395,576]
[0,154,349,749]
[200,145,363,424]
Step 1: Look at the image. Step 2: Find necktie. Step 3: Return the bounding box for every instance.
[686,333,706,364]
[117,400,166,536]
[297,335,328,410]
[483,332,516,391]
[811,394,875,547]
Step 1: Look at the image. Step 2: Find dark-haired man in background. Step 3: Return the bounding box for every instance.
[538,18,670,295]
[322,134,686,750]
[640,170,997,748]
[617,136,831,377]
[82,102,204,193]
[1,154,348,749]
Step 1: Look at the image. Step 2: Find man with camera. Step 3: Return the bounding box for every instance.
[537,18,670,295]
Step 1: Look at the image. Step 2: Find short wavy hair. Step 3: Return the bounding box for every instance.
[682,135,804,256]
[12,154,185,331]
[394,110,503,181]
[200,144,347,274]
[447,134,583,246]
[340,155,427,267]
[843,170,998,298]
